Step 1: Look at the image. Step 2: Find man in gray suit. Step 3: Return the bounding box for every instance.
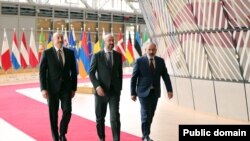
[89,33,123,141]
[39,32,77,141]
[130,42,173,141]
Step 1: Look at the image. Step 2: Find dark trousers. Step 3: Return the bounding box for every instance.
[139,89,158,139]
[48,88,72,141]
[95,90,121,141]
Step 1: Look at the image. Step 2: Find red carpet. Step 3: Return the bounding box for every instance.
[0,76,141,141]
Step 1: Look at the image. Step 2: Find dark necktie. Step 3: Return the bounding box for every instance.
[149,58,154,73]
[107,52,112,68]
[58,50,63,66]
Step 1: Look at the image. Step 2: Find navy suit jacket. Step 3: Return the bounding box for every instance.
[89,50,123,95]
[131,56,172,98]
[39,47,77,94]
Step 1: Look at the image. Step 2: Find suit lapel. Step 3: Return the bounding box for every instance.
[142,56,151,73]
[154,57,159,74]
[53,47,64,69]
[63,48,67,68]
[100,51,109,68]
[112,51,117,69]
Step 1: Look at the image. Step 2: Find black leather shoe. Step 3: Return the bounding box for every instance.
[60,135,67,141]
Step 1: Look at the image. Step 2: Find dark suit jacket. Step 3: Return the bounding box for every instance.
[39,47,77,94]
[131,56,172,98]
[89,50,123,95]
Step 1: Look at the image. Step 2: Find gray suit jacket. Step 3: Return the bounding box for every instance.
[89,50,123,95]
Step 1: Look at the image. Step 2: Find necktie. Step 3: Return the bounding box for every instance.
[149,58,154,73]
[58,50,63,66]
[107,52,112,68]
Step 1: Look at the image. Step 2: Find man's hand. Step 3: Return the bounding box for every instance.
[96,86,105,96]
[42,90,48,99]
[167,92,173,99]
[131,95,137,101]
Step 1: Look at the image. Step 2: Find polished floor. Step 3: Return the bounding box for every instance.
[0,77,248,141]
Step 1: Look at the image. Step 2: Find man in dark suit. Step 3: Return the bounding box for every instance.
[39,32,77,141]
[130,42,173,141]
[89,33,123,141]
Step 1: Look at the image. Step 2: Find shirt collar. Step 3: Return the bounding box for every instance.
[104,48,113,53]
[54,46,63,52]
[146,54,154,60]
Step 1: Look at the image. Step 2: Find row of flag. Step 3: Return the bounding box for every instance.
[1,29,38,72]
[0,28,150,79]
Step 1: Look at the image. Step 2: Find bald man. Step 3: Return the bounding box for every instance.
[89,33,123,141]
[130,42,173,141]
[39,32,77,141]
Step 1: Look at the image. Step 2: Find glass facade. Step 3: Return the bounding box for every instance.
[139,0,250,82]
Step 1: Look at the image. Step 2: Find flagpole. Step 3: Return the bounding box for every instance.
[61,25,64,32]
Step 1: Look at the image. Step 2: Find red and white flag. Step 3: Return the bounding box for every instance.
[20,31,29,68]
[116,32,126,62]
[1,29,11,71]
[29,29,39,68]
[64,28,69,47]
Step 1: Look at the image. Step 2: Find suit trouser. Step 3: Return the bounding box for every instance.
[139,90,158,139]
[48,88,72,141]
[95,91,121,141]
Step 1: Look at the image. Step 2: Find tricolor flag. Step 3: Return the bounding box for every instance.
[116,32,126,62]
[64,28,69,47]
[93,31,101,54]
[142,30,149,44]
[134,31,142,59]
[11,29,21,70]
[78,31,90,79]
[125,32,134,64]
[29,29,39,68]
[142,30,150,55]
[1,29,11,71]
[38,30,46,61]
[20,31,29,68]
